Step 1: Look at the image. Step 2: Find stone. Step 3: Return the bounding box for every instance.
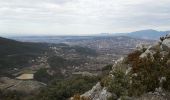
[136,43,149,51]
[167,60,170,66]
[148,43,162,52]
[140,48,156,59]
[80,82,112,100]
[162,39,170,51]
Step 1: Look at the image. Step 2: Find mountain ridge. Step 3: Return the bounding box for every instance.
[125,29,170,40]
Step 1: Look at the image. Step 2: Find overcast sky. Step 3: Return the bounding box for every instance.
[0,0,170,36]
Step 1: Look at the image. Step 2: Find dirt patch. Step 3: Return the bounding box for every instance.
[16,74,34,80]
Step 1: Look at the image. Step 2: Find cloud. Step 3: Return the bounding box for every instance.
[0,0,170,36]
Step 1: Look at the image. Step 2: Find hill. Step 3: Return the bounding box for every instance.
[0,37,98,77]
[126,29,170,40]
[0,37,50,71]
[0,37,50,56]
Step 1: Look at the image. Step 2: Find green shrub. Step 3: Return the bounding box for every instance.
[0,90,24,100]
[32,76,100,100]
[108,69,129,97]
[34,68,53,83]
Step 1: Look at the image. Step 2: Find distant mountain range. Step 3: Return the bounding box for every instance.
[8,29,170,41]
[98,29,170,40]
[125,29,170,40]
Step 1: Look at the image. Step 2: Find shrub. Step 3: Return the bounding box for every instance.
[108,69,129,97]
[34,68,53,83]
[101,68,130,98]
[33,76,100,100]
[0,90,24,100]
[102,64,113,71]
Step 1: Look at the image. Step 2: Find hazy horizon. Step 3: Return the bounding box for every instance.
[0,0,170,36]
[1,29,170,37]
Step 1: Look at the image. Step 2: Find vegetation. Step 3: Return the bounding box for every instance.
[101,50,170,99]
[108,69,129,97]
[61,46,97,56]
[0,90,24,100]
[102,64,113,71]
[0,37,50,70]
[34,68,53,83]
[47,56,67,69]
[32,76,100,100]
[47,55,87,70]
[128,51,170,96]
[2,36,170,100]
[101,64,130,98]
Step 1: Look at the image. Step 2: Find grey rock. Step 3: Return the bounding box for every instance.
[167,59,170,66]
[140,48,156,59]
[162,39,170,51]
[148,43,162,52]
[136,43,149,51]
[81,82,112,100]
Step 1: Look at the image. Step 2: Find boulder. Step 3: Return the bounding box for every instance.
[167,60,170,66]
[139,42,163,59]
[136,43,149,52]
[80,82,112,100]
[140,46,156,59]
[149,43,162,52]
[162,39,170,51]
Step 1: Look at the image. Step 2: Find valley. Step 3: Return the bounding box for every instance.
[1,0,169,99]
[0,36,155,100]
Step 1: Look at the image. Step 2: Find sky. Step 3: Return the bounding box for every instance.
[0,0,170,36]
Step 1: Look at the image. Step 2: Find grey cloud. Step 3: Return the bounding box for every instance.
[0,0,169,35]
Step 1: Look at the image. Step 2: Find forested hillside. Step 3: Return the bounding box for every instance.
[0,37,50,70]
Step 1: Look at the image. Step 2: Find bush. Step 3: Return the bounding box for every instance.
[108,69,129,97]
[47,56,67,69]
[101,68,129,98]
[128,51,170,96]
[103,50,170,98]
[0,90,24,100]
[102,64,113,71]
[34,68,53,83]
[32,76,100,100]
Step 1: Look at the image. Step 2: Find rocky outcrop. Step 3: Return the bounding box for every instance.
[162,38,170,51]
[140,34,170,59]
[139,43,162,59]
[167,59,170,66]
[136,43,150,51]
[80,82,112,100]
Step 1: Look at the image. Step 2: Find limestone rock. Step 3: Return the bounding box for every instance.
[140,47,156,59]
[81,82,112,100]
[162,39,170,51]
[136,43,149,51]
[167,60,170,66]
[149,43,162,52]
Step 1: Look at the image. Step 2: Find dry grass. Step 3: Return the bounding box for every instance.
[16,74,34,80]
